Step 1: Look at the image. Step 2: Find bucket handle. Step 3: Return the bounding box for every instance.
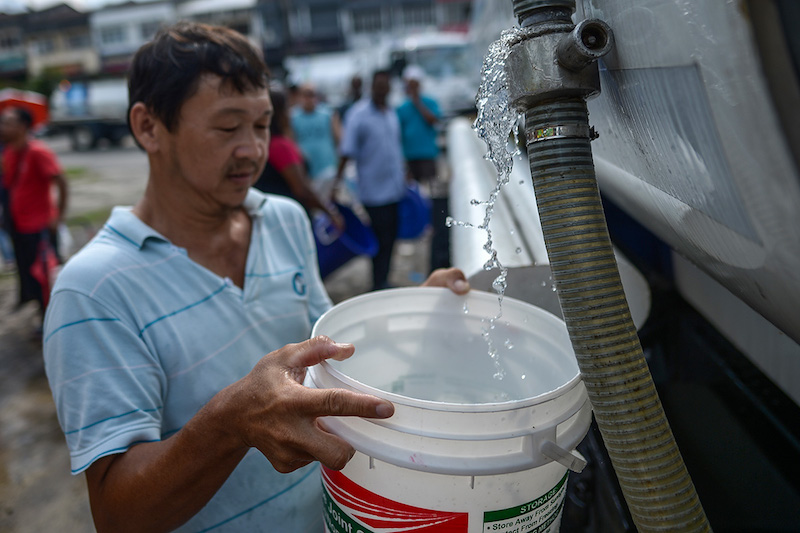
[541,441,587,473]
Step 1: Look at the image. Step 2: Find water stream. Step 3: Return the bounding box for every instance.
[447,27,526,380]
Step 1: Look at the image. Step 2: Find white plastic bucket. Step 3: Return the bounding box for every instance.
[306,287,591,533]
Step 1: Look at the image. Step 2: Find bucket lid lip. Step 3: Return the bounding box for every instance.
[313,360,583,411]
[311,287,582,412]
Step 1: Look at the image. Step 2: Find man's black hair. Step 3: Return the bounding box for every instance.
[127,21,269,137]
[12,107,34,130]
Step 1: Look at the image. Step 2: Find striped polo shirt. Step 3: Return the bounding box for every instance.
[43,189,331,532]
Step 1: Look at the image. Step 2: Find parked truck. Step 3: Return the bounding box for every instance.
[48,78,130,151]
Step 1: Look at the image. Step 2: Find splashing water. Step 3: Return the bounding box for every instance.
[443,28,526,379]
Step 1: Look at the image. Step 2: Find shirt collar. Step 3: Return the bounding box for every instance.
[103,188,269,250]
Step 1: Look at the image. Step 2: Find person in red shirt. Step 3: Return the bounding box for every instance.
[0,106,68,318]
[254,88,342,228]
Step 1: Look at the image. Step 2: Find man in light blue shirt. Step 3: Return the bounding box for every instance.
[290,83,340,183]
[335,70,407,291]
[43,23,469,532]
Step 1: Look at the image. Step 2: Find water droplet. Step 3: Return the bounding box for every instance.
[504,339,514,350]
[462,302,469,314]
[515,247,522,254]
[521,374,527,380]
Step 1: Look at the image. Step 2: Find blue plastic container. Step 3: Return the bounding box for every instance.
[314,204,378,278]
[397,183,431,240]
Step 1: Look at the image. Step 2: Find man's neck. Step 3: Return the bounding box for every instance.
[133,185,253,287]
[9,136,28,150]
[133,183,246,249]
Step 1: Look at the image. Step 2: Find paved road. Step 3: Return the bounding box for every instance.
[0,136,436,532]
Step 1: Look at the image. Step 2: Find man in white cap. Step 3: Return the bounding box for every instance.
[396,64,441,185]
[397,65,450,272]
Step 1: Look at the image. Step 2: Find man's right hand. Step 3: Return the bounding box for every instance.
[223,335,394,473]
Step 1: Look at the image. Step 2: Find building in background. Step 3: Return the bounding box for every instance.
[177,0,262,43]
[257,0,472,72]
[0,0,473,107]
[90,0,176,75]
[25,4,98,79]
[0,12,26,81]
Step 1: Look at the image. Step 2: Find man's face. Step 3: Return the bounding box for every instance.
[371,73,391,105]
[159,74,272,210]
[299,86,317,112]
[0,110,26,144]
[405,78,421,97]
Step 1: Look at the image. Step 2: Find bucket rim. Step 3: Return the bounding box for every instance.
[311,287,583,412]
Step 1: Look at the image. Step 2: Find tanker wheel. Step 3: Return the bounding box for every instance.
[70,126,96,151]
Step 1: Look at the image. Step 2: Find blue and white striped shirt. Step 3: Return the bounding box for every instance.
[43,189,331,532]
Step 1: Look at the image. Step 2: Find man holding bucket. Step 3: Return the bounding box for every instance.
[42,22,469,532]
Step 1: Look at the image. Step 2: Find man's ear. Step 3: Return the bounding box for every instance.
[129,102,163,153]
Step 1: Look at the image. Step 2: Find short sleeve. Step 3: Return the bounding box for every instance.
[31,144,62,181]
[43,288,166,474]
[339,111,360,158]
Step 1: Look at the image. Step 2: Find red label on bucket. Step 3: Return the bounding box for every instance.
[322,466,469,532]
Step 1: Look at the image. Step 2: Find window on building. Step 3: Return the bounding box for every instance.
[100,25,127,45]
[439,1,472,27]
[352,8,382,33]
[289,7,311,37]
[36,37,56,55]
[0,33,21,50]
[310,6,340,36]
[402,4,434,28]
[140,21,162,40]
[67,32,91,50]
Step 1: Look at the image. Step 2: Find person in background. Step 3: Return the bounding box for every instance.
[290,83,341,187]
[0,106,68,322]
[43,22,468,532]
[0,153,16,269]
[254,87,343,229]
[338,75,363,123]
[396,64,441,185]
[335,70,407,291]
[396,65,451,272]
[287,83,301,110]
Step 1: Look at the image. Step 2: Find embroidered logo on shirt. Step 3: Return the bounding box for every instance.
[293,272,307,296]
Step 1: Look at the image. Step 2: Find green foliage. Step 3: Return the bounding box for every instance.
[23,67,62,98]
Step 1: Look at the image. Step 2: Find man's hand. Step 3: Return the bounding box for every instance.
[225,336,394,473]
[422,267,470,295]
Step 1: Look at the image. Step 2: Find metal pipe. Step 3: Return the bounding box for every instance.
[505,1,712,530]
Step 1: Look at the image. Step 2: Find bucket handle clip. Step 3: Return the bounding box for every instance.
[541,440,587,473]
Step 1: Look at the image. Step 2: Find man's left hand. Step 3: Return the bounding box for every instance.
[422,267,470,295]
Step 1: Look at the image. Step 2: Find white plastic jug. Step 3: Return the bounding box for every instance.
[306,288,591,533]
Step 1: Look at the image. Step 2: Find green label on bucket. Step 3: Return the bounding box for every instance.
[482,472,568,533]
